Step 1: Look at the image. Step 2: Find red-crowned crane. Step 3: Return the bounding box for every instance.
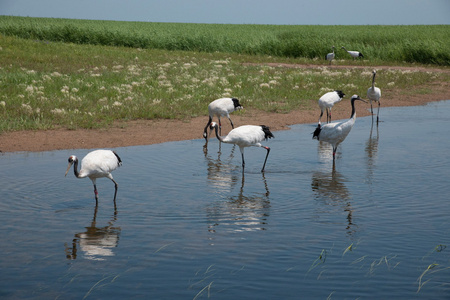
[341,46,364,59]
[313,95,367,161]
[203,97,243,140]
[318,90,346,124]
[210,122,274,172]
[65,149,122,204]
[325,46,335,65]
[367,70,382,124]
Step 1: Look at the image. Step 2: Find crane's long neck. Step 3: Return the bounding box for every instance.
[350,99,357,120]
[73,158,81,178]
[213,125,225,143]
[372,73,376,89]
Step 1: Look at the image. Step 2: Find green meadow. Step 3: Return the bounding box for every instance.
[0,16,448,132]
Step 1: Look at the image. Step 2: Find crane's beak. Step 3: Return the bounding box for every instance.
[65,162,73,177]
[357,96,368,103]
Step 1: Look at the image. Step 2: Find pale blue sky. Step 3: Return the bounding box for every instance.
[1,0,449,25]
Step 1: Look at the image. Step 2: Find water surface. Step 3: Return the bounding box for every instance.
[1,101,449,299]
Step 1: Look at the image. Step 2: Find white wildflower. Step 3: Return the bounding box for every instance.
[61,86,69,93]
[0,101,5,107]
[21,103,33,114]
[113,101,122,107]
[51,108,66,115]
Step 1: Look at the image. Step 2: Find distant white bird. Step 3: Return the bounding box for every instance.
[341,46,364,59]
[325,46,335,65]
[203,97,243,140]
[65,149,122,203]
[318,90,346,124]
[313,95,367,161]
[210,122,274,172]
[367,70,382,123]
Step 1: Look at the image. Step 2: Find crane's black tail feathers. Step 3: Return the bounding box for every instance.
[260,125,274,141]
[312,124,321,140]
[113,151,123,167]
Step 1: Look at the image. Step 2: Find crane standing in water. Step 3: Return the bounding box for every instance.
[313,95,367,161]
[367,70,382,124]
[65,149,122,204]
[209,122,274,172]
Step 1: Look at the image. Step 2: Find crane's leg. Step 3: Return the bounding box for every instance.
[203,116,213,140]
[261,146,271,172]
[370,100,374,114]
[241,152,245,172]
[328,108,332,123]
[228,116,235,129]
[332,146,337,161]
[111,179,119,206]
[377,101,381,124]
[218,117,222,136]
[93,184,99,204]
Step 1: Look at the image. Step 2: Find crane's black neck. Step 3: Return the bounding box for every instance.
[372,73,376,88]
[213,125,224,142]
[72,157,81,178]
[350,98,357,119]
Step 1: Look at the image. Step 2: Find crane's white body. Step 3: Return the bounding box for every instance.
[76,150,121,181]
[313,95,366,160]
[203,97,242,139]
[318,117,355,154]
[341,46,364,59]
[65,149,122,203]
[210,123,274,172]
[326,46,335,65]
[318,90,345,124]
[367,70,382,123]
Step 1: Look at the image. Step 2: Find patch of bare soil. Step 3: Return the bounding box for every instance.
[0,64,448,153]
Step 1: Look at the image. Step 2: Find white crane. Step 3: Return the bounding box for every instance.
[325,46,335,65]
[341,46,364,59]
[318,90,346,124]
[313,95,367,161]
[65,149,122,203]
[367,70,382,124]
[210,122,274,172]
[203,97,243,140]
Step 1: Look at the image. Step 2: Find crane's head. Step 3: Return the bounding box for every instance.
[209,122,218,129]
[232,98,243,110]
[335,90,346,98]
[65,155,77,176]
[350,95,367,103]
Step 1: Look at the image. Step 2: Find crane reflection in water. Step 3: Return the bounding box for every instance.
[311,165,356,236]
[204,146,270,234]
[65,205,121,261]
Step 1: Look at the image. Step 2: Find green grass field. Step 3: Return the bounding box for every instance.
[0,16,449,132]
[1,16,449,65]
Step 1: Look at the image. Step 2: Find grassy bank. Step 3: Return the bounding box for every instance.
[1,16,449,65]
[0,20,449,133]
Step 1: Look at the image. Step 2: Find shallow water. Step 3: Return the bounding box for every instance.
[1,101,449,299]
